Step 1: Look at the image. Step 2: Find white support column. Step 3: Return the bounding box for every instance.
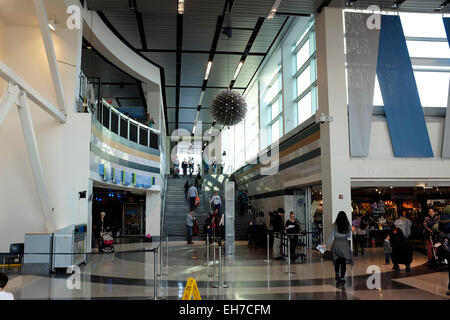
[315,8,352,244]
[33,0,67,115]
[17,92,54,231]
[146,191,161,239]
[0,83,19,127]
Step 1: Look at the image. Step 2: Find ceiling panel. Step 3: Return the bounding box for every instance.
[180,88,202,107]
[199,109,214,123]
[136,0,177,13]
[179,122,194,132]
[202,88,222,109]
[168,123,177,134]
[183,0,225,51]
[278,0,319,14]
[230,0,275,18]
[167,108,176,122]
[165,87,176,107]
[179,108,197,123]
[81,49,136,83]
[181,53,209,86]
[87,0,130,11]
[207,55,241,87]
[103,11,142,49]
[217,30,253,52]
[251,16,287,53]
[234,56,264,88]
[142,13,177,49]
[141,52,176,85]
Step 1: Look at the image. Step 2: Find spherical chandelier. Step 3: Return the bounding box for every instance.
[210,89,247,127]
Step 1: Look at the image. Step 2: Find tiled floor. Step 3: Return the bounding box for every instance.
[4,241,450,300]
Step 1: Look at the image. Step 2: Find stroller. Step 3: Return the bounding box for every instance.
[430,231,448,266]
[99,227,115,253]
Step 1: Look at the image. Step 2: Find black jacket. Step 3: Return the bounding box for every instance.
[391,232,413,265]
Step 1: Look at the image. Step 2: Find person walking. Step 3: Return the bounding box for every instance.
[194,173,203,193]
[186,210,195,244]
[188,157,194,177]
[272,208,285,260]
[383,233,392,264]
[204,213,213,241]
[184,180,190,200]
[423,207,439,266]
[238,189,249,216]
[188,184,198,210]
[212,159,217,174]
[391,228,413,272]
[182,159,188,176]
[210,191,221,212]
[285,211,301,263]
[324,211,353,284]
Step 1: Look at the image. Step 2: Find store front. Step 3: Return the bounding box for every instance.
[351,187,450,245]
[91,187,146,248]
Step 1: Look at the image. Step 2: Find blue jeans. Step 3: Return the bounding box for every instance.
[385,253,391,264]
[187,225,193,243]
[213,203,221,212]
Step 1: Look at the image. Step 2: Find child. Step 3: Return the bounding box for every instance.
[383,234,392,264]
[0,272,14,300]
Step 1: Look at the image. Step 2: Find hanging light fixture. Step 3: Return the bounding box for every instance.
[210,89,247,126]
[210,12,247,127]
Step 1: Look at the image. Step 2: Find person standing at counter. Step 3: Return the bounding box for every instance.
[324,211,353,284]
[272,209,285,260]
[285,211,301,263]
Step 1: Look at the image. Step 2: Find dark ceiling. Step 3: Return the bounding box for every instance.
[84,0,450,135]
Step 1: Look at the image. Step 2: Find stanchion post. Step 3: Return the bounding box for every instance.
[218,245,222,288]
[213,242,218,288]
[153,246,158,300]
[264,233,271,263]
[205,233,210,267]
[285,236,295,275]
[161,236,168,276]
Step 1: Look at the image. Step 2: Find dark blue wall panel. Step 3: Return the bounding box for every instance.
[443,17,450,41]
[376,15,434,158]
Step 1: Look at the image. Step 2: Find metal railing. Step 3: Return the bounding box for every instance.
[95,99,160,149]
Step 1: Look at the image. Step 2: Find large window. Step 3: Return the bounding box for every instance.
[260,61,283,147]
[219,16,318,174]
[373,13,450,108]
[293,19,318,126]
[244,86,259,163]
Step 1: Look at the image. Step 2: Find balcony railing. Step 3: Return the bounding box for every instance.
[95,99,160,150]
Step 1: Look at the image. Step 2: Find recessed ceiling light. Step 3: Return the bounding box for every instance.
[267,0,281,19]
[178,0,185,14]
[48,18,57,31]
[204,61,212,80]
[233,61,244,80]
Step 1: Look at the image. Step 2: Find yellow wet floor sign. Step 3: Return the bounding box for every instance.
[182,277,201,300]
